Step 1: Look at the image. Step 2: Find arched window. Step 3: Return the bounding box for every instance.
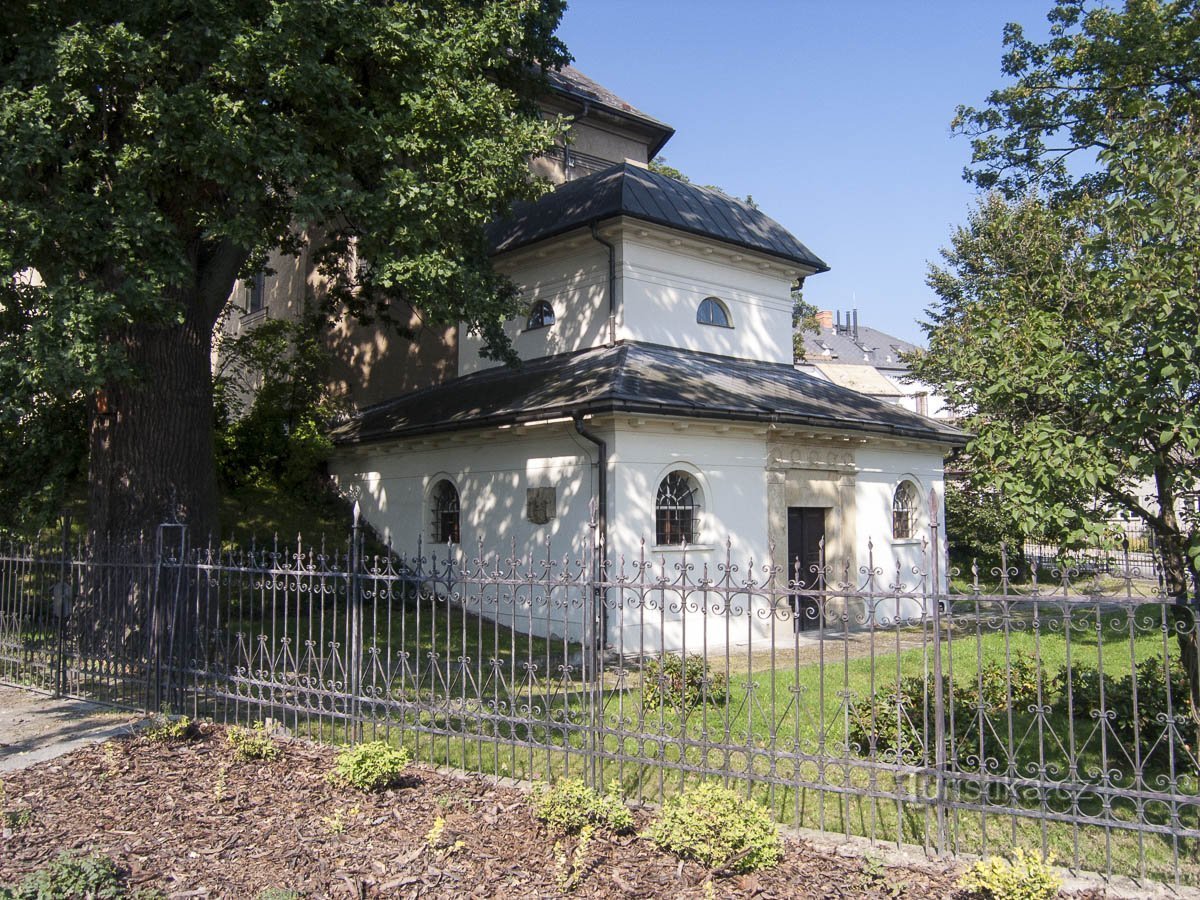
[892,481,919,540]
[430,479,460,544]
[656,471,702,545]
[526,300,555,330]
[696,296,731,328]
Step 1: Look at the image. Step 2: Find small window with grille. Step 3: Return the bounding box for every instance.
[526,300,555,330]
[430,479,460,544]
[656,471,702,545]
[892,481,919,540]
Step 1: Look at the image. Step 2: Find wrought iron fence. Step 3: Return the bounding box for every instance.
[2,511,1198,886]
[1023,522,1163,583]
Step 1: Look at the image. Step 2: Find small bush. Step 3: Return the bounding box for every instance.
[979,652,1041,712]
[227,723,279,762]
[329,741,410,792]
[642,654,728,709]
[957,848,1060,900]
[848,674,982,762]
[0,852,126,899]
[1053,657,1196,773]
[849,656,1046,766]
[3,808,33,831]
[144,714,198,744]
[643,782,781,873]
[531,779,634,834]
[256,890,302,900]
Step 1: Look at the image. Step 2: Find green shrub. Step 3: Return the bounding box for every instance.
[531,778,633,834]
[641,654,728,709]
[979,652,1042,712]
[144,714,198,744]
[227,723,279,762]
[957,848,1060,900]
[849,655,1046,766]
[0,852,126,899]
[1054,656,1196,773]
[643,782,781,873]
[3,808,33,831]
[329,741,411,792]
[848,674,982,762]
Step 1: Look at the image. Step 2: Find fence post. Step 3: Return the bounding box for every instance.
[152,522,188,714]
[929,489,948,855]
[348,502,364,743]
[584,500,600,790]
[54,514,71,698]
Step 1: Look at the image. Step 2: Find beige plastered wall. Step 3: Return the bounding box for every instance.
[766,437,858,619]
[218,237,457,413]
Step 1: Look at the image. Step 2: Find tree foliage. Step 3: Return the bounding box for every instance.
[915,128,1200,580]
[791,281,820,362]
[213,313,338,497]
[954,0,1200,196]
[0,0,569,543]
[918,0,1200,604]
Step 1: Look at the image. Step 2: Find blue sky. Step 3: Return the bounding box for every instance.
[556,1,1055,344]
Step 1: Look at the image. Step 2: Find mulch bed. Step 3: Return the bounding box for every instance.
[0,724,970,898]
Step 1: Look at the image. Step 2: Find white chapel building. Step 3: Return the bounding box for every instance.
[321,67,966,650]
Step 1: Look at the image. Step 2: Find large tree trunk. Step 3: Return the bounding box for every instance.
[1152,466,1200,752]
[87,238,245,552]
[88,301,219,554]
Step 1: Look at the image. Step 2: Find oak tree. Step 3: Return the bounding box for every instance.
[0,0,568,548]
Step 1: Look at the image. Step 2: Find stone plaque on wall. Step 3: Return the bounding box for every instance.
[526,486,556,525]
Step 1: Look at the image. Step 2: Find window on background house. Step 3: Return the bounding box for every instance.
[892,481,919,540]
[430,479,460,544]
[656,471,702,545]
[247,271,266,315]
[526,300,555,330]
[696,296,731,328]
[915,392,929,417]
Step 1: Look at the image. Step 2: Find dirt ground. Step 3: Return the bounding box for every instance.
[0,722,980,899]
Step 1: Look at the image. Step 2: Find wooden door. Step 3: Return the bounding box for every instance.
[787,507,826,632]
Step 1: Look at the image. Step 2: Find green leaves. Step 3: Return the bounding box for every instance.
[915,127,1200,591]
[957,0,1200,196]
[0,0,569,534]
[925,1,1200,593]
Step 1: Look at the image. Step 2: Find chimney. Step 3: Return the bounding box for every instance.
[815,310,834,330]
[852,309,859,341]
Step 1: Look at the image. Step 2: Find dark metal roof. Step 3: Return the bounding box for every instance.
[544,65,674,157]
[487,163,829,272]
[801,323,923,372]
[332,342,966,447]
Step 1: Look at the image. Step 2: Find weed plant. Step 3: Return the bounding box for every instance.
[227,723,279,762]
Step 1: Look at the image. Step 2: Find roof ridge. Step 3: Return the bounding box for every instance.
[488,163,828,271]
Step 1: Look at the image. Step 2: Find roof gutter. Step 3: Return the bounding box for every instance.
[589,221,617,346]
[573,413,609,655]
